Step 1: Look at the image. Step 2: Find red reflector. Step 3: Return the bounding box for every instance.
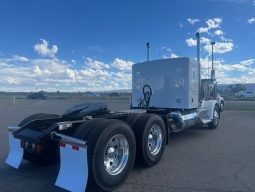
[72,145,79,151]
[59,143,66,147]
[35,144,42,154]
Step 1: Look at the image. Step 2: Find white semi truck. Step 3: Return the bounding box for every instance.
[5,33,221,192]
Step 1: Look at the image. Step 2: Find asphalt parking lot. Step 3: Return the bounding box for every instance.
[0,99,255,192]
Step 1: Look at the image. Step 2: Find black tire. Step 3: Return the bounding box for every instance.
[220,101,224,111]
[73,118,104,139]
[132,114,166,167]
[125,113,143,127]
[74,119,136,192]
[18,113,60,165]
[208,105,220,129]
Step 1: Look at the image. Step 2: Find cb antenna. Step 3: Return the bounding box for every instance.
[211,41,216,80]
[196,32,201,106]
[146,42,150,61]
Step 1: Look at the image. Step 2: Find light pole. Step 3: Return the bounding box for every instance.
[146,42,150,61]
[211,41,215,80]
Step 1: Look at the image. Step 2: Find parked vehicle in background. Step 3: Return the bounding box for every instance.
[84,91,99,97]
[235,90,255,99]
[27,91,47,100]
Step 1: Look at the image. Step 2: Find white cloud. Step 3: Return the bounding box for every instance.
[162,53,179,59]
[185,37,211,47]
[85,57,110,70]
[214,30,224,36]
[80,68,111,79]
[219,36,233,42]
[185,37,217,47]
[218,63,247,72]
[34,39,58,58]
[206,18,222,29]
[198,27,209,33]
[33,65,43,76]
[12,55,29,62]
[186,19,234,55]
[2,77,19,85]
[161,47,179,59]
[240,59,255,66]
[0,33,250,92]
[186,38,197,47]
[247,17,255,24]
[0,55,29,63]
[187,18,199,25]
[65,68,76,80]
[0,56,135,92]
[170,53,179,58]
[200,57,255,83]
[71,59,76,64]
[161,47,172,52]
[198,18,222,33]
[200,37,211,44]
[111,58,134,72]
[1,54,255,91]
[194,36,233,54]
[203,42,234,54]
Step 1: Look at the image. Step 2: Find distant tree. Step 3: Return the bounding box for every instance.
[109,92,120,97]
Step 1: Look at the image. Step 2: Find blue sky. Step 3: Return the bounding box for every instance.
[0,0,255,91]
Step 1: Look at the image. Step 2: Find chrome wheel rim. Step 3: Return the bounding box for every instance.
[104,134,129,175]
[147,124,162,155]
[220,103,224,110]
[214,110,219,125]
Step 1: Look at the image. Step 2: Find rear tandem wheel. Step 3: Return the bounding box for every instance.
[127,113,167,167]
[73,119,136,192]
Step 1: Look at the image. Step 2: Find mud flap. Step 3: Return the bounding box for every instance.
[55,143,88,192]
[5,129,24,169]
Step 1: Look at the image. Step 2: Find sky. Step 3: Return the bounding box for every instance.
[0,0,255,92]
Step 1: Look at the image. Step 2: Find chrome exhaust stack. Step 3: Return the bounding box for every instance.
[196,32,202,107]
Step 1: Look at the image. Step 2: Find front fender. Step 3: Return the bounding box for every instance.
[201,100,219,120]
